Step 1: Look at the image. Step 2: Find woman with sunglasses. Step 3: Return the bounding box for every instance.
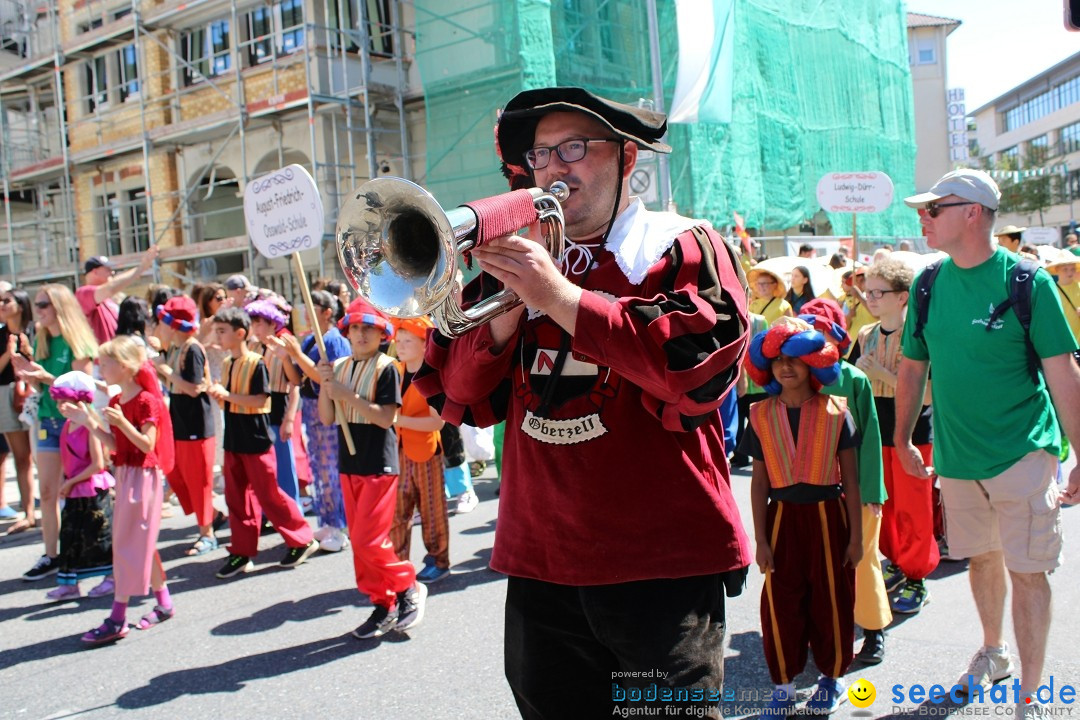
[13,285,98,581]
[194,283,229,502]
[0,288,36,534]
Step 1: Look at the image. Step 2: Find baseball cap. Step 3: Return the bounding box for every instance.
[904,169,1001,211]
[84,256,113,273]
[224,274,252,291]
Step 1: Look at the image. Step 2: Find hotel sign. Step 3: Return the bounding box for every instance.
[947,88,969,162]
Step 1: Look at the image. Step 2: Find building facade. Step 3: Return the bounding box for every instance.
[906,12,962,193]
[1,0,422,293]
[970,49,1080,241]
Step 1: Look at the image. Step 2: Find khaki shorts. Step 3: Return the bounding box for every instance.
[938,450,1063,573]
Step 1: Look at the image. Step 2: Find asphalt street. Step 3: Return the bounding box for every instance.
[1,454,1079,720]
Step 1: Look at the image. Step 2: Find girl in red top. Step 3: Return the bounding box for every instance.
[62,335,175,645]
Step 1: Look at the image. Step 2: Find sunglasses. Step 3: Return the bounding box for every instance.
[865,289,905,300]
[524,138,617,170]
[922,201,974,218]
[34,300,52,309]
[213,294,226,301]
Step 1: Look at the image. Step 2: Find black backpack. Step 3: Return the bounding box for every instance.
[912,256,1042,385]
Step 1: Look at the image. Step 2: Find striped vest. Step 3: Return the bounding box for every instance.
[333,353,396,424]
[222,351,271,416]
[263,343,292,394]
[857,322,902,398]
[749,394,846,489]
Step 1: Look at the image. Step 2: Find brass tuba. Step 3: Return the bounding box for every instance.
[335,177,568,337]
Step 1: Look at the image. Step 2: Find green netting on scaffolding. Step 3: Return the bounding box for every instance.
[414,0,556,210]
[415,0,921,239]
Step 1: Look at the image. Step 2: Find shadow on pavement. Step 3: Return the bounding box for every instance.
[426,547,505,599]
[211,588,358,635]
[459,518,496,536]
[927,559,969,581]
[115,634,377,709]
[0,629,88,671]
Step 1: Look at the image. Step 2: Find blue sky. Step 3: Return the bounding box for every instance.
[934,0,1080,110]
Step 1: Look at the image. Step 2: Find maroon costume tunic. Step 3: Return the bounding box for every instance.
[415,201,753,585]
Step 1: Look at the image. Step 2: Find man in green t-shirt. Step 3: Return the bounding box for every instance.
[894,168,1080,717]
[1065,233,1080,257]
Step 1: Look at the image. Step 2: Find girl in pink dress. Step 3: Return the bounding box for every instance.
[44,371,115,602]
[61,335,176,645]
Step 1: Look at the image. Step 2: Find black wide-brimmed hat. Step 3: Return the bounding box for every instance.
[495,87,671,174]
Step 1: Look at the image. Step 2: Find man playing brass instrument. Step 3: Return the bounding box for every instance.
[413,87,751,718]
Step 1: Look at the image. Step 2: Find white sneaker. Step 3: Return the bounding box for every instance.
[455,491,479,515]
[319,528,347,553]
[958,644,1015,694]
[313,525,332,542]
[1017,699,1050,719]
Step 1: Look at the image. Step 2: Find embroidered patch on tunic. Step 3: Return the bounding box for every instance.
[520,410,607,445]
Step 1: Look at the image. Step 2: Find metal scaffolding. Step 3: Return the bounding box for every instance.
[0,0,415,293]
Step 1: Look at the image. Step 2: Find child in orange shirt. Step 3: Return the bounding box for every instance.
[389,317,450,584]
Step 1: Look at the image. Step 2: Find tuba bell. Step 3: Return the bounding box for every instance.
[335,177,568,337]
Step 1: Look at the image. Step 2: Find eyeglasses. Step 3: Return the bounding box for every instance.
[865,289,905,300]
[754,279,777,287]
[524,138,617,170]
[922,201,974,218]
[34,300,51,309]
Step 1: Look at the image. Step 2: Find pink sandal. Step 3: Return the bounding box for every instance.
[81,618,128,645]
[46,585,82,602]
[87,577,115,598]
[136,605,175,630]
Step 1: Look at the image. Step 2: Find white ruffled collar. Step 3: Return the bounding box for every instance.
[601,198,711,284]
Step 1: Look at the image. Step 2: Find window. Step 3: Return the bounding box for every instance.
[1061,121,1080,155]
[118,44,139,102]
[278,0,303,55]
[916,37,935,65]
[246,1,304,65]
[182,19,231,85]
[1065,169,1080,202]
[326,0,358,51]
[129,190,150,252]
[1030,135,1049,153]
[247,7,273,64]
[366,0,394,57]
[1003,73,1080,132]
[99,189,149,255]
[85,55,109,112]
[100,194,122,256]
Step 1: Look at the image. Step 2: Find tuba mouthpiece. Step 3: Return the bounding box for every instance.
[549,181,569,202]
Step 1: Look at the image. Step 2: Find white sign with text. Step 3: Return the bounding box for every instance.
[816,172,894,213]
[243,164,324,259]
[1023,227,1061,245]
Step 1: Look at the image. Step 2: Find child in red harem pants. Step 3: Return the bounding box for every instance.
[207,307,315,580]
[318,298,423,640]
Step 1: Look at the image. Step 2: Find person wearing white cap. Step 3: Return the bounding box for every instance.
[895,168,1080,717]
